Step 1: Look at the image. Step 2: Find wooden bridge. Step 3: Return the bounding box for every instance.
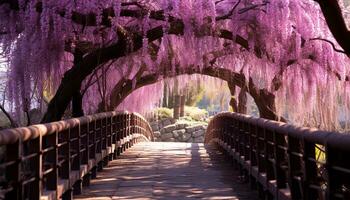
[0,111,349,200]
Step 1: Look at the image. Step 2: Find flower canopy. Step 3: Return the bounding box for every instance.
[0,0,350,130]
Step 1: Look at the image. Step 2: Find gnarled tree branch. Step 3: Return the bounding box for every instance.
[315,0,350,56]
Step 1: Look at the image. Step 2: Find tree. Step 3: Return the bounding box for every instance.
[0,0,349,130]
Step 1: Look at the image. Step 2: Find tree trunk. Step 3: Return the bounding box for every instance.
[105,67,284,122]
[317,0,350,55]
[228,83,238,112]
[180,95,185,117]
[247,79,286,122]
[238,87,247,114]
[41,31,141,123]
[42,21,186,123]
[72,91,84,117]
[173,95,181,119]
[71,51,84,118]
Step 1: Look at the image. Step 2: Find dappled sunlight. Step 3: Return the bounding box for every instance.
[75,142,258,200]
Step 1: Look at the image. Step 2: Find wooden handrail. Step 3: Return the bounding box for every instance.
[0,111,154,200]
[205,112,350,200]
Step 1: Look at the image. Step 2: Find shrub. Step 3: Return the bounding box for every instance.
[155,107,173,119]
[184,106,208,121]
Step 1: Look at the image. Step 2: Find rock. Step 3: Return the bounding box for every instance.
[185,126,196,133]
[194,125,203,131]
[151,123,159,131]
[193,130,205,138]
[158,123,164,130]
[160,128,166,134]
[172,131,179,138]
[161,132,173,141]
[194,136,204,143]
[173,129,186,138]
[176,123,186,129]
[163,124,176,133]
[162,118,172,127]
[180,134,191,142]
[154,131,161,137]
[151,119,208,143]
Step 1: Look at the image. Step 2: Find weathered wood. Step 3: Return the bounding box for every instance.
[74,142,259,200]
[0,111,153,199]
[205,112,350,200]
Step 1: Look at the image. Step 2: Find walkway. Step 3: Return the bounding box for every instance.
[75,142,258,200]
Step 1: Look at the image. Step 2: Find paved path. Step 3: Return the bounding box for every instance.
[75,142,258,200]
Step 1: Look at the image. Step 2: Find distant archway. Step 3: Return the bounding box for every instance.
[104,66,283,121]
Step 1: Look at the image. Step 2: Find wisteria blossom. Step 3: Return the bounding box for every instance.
[0,0,349,130]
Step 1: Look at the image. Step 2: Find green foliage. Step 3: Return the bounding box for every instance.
[185,84,205,106]
[184,106,208,121]
[161,80,205,108]
[155,107,173,119]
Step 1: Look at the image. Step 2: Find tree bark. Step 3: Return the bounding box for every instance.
[40,11,262,123]
[72,91,84,117]
[316,0,350,56]
[228,83,239,112]
[248,77,286,122]
[71,50,85,118]
[238,86,247,114]
[41,20,185,123]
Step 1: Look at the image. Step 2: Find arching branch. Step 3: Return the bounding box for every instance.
[315,0,350,56]
[107,66,283,121]
[310,37,347,54]
[216,0,241,21]
[41,9,262,122]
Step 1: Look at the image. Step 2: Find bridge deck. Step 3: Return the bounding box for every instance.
[75,142,258,200]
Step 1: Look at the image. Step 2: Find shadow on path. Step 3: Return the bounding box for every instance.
[74,142,258,200]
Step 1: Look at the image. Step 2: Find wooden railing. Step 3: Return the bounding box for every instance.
[0,111,153,200]
[205,112,350,200]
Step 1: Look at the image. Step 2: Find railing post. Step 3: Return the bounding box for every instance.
[5,140,22,199]
[96,118,102,155]
[325,137,350,200]
[107,115,113,161]
[287,133,303,199]
[116,115,122,156]
[31,135,42,200]
[303,139,319,200]
[96,117,104,171]
[60,129,70,180]
[126,114,130,149]
[274,129,287,189]
[45,131,58,198]
[89,119,97,178]
[102,116,109,167]
[112,115,118,159]
[70,126,82,195]
[121,115,126,152]
[81,121,89,168]
[249,121,258,190]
